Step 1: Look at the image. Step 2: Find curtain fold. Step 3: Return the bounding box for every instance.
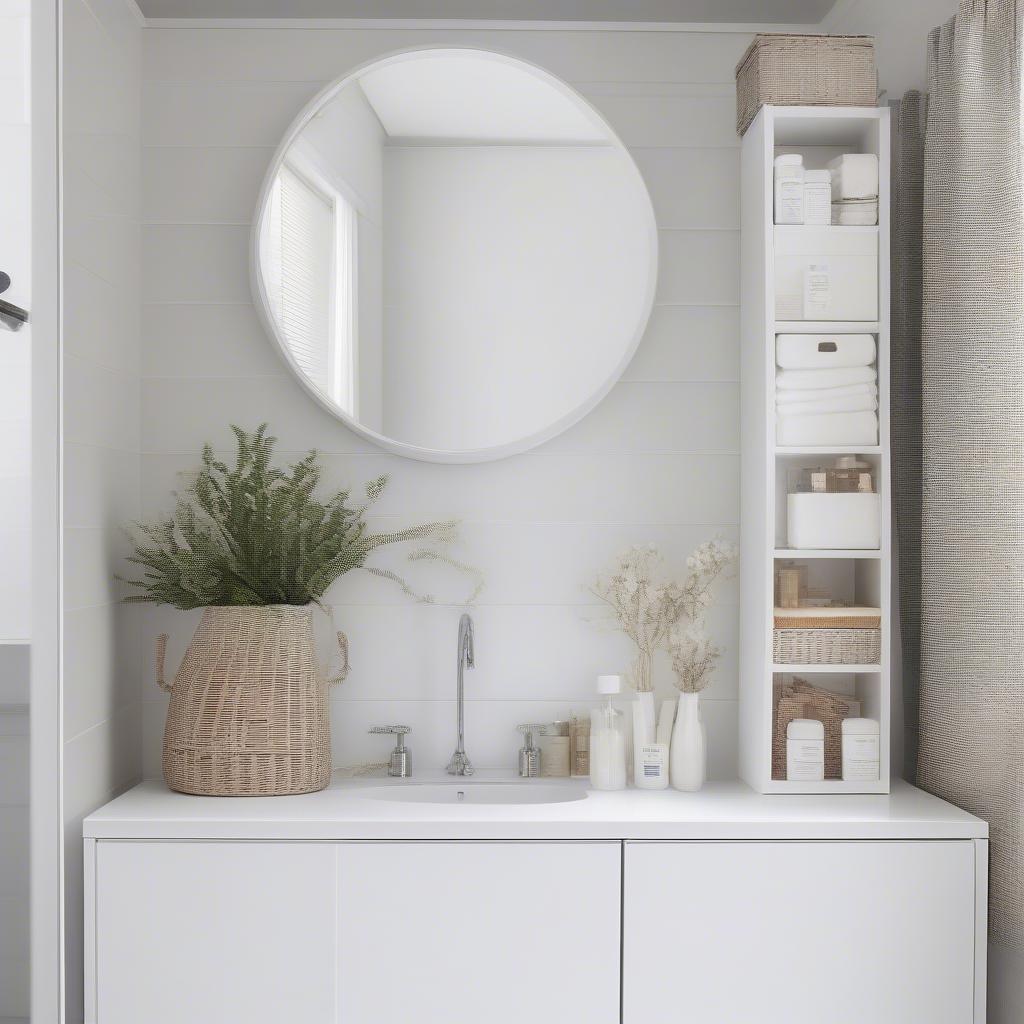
[890,91,927,781]
[903,0,1024,964]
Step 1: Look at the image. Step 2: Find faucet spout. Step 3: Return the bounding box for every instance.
[447,613,475,776]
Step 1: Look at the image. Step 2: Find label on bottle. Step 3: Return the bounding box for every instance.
[804,264,831,318]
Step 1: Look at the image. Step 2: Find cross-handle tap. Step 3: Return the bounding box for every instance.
[447,613,475,776]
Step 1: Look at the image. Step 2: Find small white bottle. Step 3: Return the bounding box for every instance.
[803,169,832,225]
[786,719,825,781]
[590,675,627,791]
[774,154,805,225]
[842,718,880,781]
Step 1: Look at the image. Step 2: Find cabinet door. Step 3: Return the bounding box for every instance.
[337,842,620,1024]
[624,840,978,1024]
[94,841,336,1024]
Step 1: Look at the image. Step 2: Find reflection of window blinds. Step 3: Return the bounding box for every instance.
[276,164,333,393]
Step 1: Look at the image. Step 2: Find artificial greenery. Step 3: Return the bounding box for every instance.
[122,424,465,609]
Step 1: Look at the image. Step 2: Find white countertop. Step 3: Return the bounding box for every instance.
[83,771,987,841]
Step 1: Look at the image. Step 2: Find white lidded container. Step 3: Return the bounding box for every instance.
[590,675,627,791]
[776,332,875,370]
[774,227,878,321]
[842,718,880,781]
[803,169,832,226]
[774,154,804,225]
[788,492,880,549]
[786,718,825,781]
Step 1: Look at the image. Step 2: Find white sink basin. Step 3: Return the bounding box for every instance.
[363,783,586,805]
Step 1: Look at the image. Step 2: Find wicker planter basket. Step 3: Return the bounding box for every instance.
[157,604,348,797]
[773,626,881,665]
[735,34,878,136]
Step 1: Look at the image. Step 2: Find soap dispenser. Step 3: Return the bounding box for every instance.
[368,725,412,778]
[516,723,545,778]
[590,675,627,791]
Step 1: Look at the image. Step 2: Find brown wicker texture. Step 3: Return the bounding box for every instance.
[735,34,878,136]
[157,605,348,797]
[773,627,881,665]
[772,678,859,780]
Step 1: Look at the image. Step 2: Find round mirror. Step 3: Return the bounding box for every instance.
[252,48,658,462]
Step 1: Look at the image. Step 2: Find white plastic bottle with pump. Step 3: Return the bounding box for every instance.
[590,675,627,791]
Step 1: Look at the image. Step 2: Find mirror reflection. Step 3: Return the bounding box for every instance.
[254,49,657,459]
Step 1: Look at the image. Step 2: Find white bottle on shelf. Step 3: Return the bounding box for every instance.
[786,719,825,781]
[842,718,880,781]
[774,154,805,224]
[803,169,832,225]
[590,675,627,791]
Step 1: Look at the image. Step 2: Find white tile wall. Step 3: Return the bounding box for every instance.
[60,0,142,1021]
[138,23,749,779]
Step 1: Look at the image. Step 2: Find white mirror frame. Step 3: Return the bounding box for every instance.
[250,46,659,464]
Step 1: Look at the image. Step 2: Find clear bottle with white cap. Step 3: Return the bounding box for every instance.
[590,675,627,791]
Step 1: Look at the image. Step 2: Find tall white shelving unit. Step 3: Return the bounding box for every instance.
[739,106,891,794]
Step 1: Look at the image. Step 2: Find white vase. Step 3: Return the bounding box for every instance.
[670,691,706,792]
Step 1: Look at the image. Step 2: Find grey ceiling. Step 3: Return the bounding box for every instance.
[138,0,838,23]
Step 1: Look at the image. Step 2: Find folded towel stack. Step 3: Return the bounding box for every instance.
[775,335,878,446]
[828,153,878,226]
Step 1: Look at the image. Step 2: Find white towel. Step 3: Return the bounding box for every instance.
[776,366,877,391]
[827,154,879,201]
[775,382,877,405]
[776,394,878,418]
[776,411,878,446]
[776,333,876,370]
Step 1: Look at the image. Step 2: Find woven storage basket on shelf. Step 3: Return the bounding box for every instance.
[157,604,348,797]
[772,678,858,780]
[735,34,877,136]
[773,627,881,665]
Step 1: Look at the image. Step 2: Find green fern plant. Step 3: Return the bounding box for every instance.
[122,424,472,609]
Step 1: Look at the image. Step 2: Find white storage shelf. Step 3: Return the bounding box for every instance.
[739,106,891,795]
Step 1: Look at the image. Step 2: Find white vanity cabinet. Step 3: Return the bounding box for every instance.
[84,780,988,1024]
[336,842,621,1023]
[90,841,338,1024]
[623,840,985,1024]
[87,837,621,1024]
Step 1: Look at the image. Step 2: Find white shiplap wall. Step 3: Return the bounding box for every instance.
[61,0,142,1020]
[138,24,762,779]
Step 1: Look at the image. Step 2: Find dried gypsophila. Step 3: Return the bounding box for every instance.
[669,618,722,694]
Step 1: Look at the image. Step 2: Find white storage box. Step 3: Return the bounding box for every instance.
[787,492,880,549]
[774,227,878,321]
[776,333,875,370]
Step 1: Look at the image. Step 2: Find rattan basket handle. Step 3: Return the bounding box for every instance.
[155,633,174,693]
[326,631,350,686]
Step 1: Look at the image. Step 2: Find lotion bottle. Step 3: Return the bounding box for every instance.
[590,675,627,791]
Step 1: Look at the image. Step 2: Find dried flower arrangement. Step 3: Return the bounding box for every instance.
[591,539,737,694]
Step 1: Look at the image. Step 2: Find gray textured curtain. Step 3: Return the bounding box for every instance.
[892,0,1024,1005]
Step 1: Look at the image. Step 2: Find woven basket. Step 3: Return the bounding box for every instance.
[735,34,877,136]
[157,605,348,797]
[773,627,881,665]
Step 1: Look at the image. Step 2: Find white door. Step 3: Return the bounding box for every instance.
[337,841,621,1024]
[93,841,336,1024]
[624,840,978,1024]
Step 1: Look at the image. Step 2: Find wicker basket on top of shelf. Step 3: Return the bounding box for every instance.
[735,34,878,136]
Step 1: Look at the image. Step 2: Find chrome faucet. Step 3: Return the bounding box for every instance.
[446,613,475,776]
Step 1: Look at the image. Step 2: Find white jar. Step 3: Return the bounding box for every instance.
[786,718,824,781]
[803,169,832,226]
[774,154,805,225]
[842,718,880,781]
